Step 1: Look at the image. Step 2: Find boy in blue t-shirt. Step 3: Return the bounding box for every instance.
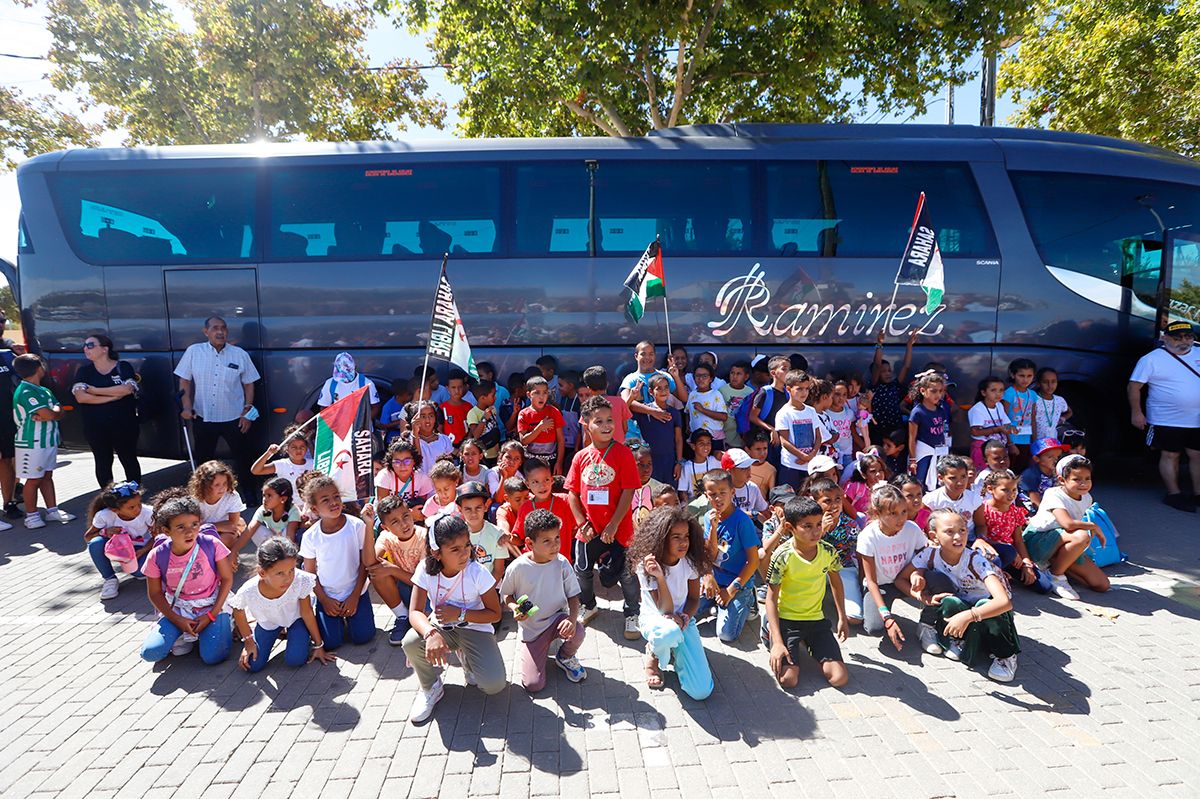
[696,469,760,643]
[380,379,412,445]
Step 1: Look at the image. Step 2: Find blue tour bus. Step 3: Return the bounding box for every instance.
[8,123,1200,456]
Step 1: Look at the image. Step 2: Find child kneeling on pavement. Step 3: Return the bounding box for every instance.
[499,509,587,691]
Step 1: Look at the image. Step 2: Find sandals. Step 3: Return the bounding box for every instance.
[645,658,665,689]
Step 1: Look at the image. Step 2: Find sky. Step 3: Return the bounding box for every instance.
[0,1,1017,266]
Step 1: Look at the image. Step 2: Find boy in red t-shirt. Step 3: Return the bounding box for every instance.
[514,459,576,561]
[439,371,474,445]
[567,396,642,640]
[518,375,566,474]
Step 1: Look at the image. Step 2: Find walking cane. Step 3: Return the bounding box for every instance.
[175,390,196,470]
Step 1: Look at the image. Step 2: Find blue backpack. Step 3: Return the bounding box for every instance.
[1082,504,1124,568]
[735,387,774,437]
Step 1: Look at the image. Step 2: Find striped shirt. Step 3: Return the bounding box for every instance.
[12,381,59,449]
[174,342,260,423]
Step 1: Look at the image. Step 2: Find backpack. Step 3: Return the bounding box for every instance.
[153,530,220,591]
[1082,504,1124,568]
[735,387,774,437]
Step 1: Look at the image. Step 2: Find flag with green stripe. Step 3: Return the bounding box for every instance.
[896,192,946,314]
[623,240,666,323]
[313,385,374,501]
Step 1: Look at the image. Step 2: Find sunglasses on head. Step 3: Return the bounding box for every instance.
[112,481,140,498]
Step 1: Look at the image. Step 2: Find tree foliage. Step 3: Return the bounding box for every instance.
[0,86,97,171]
[46,0,445,145]
[395,0,1031,137]
[1000,0,1200,156]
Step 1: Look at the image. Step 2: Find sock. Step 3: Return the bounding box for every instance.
[47,506,58,514]
[391,604,408,620]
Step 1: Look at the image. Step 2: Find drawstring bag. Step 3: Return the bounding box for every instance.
[103,532,140,574]
[1082,504,1124,568]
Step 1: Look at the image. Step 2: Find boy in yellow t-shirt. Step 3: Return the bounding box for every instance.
[765,496,849,689]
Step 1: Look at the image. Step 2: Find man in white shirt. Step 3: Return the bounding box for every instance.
[1128,320,1200,512]
[176,316,261,488]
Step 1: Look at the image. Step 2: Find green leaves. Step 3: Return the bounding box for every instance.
[43,0,445,146]
[1000,0,1200,156]
[0,86,97,171]
[393,0,1032,136]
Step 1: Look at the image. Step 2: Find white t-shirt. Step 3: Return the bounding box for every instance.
[825,406,855,458]
[92,506,155,546]
[226,570,316,631]
[856,520,927,585]
[1026,487,1093,532]
[317,375,380,408]
[374,468,434,501]
[486,467,523,498]
[967,402,1011,442]
[198,492,246,525]
[774,403,821,470]
[498,553,580,641]
[1130,346,1200,427]
[732,481,768,518]
[412,559,496,634]
[298,514,368,602]
[677,456,721,496]
[686,389,728,439]
[1032,395,1070,441]
[910,546,1006,603]
[418,435,455,474]
[637,557,700,616]
[922,486,984,536]
[272,457,313,496]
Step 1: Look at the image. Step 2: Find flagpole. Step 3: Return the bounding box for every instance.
[417,252,450,420]
[657,236,672,355]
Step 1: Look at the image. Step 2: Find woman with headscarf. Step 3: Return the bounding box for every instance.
[316,352,381,419]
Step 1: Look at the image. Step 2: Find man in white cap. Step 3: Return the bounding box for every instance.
[1128,319,1200,512]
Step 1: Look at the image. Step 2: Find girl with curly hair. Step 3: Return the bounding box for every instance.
[188,460,246,557]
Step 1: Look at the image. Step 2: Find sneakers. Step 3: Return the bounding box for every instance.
[170,637,195,656]
[988,654,1018,682]
[24,513,45,530]
[748,602,760,621]
[554,653,587,683]
[99,577,120,601]
[389,616,410,646]
[0,518,11,532]
[3,501,21,519]
[623,616,640,640]
[756,584,768,604]
[944,638,965,662]
[1164,493,1196,513]
[44,508,76,524]
[1049,573,1080,601]
[409,679,444,724]
[918,623,943,656]
[579,605,600,626]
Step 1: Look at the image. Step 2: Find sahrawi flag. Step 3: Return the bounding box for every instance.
[896,192,946,314]
[623,240,665,323]
[313,385,374,501]
[427,266,478,379]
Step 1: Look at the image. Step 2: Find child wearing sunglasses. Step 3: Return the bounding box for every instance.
[375,436,434,522]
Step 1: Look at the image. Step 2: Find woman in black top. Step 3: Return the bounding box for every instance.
[71,334,141,487]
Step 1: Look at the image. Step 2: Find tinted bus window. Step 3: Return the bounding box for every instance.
[514,163,590,254]
[50,171,256,264]
[593,161,752,254]
[767,161,996,257]
[1011,172,1200,292]
[268,165,501,259]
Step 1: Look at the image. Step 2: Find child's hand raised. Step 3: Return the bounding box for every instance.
[265,443,280,457]
[643,554,664,579]
[361,503,376,527]
[821,509,839,533]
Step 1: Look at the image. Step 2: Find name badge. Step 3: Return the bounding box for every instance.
[587,488,610,505]
[1018,425,1032,435]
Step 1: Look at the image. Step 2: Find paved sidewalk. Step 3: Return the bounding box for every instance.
[0,451,1197,798]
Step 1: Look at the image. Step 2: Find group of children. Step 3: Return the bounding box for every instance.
[79,342,1116,722]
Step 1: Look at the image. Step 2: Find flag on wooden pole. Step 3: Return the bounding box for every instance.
[426,262,478,380]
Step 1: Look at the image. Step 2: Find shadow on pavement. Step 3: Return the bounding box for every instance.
[846,651,961,721]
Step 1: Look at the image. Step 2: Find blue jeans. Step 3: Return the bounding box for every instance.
[315,591,376,649]
[87,536,146,580]
[992,542,1053,594]
[696,581,756,642]
[246,618,311,672]
[141,613,232,664]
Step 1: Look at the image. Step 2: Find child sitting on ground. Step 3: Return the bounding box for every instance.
[84,480,153,601]
[631,506,715,699]
[974,469,1052,593]
[891,473,929,531]
[765,496,850,689]
[972,439,1013,497]
[240,477,301,554]
[880,429,908,478]
[458,438,489,485]
[844,451,889,519]
[921,455,983,539]
[697,470,761,643]
[229,537,335,673]
[858,484,928,650]
[807,478,863,624]
[402,515,506,724]
[299,475,376,649]
[1022,455,1111,599]
[721,447,770,523]
[188,460,247,557]
[903,509,1021,682]
[139,496,233,664]
[363,496,426,645]
[500,509,587,691]
[423,460,463,520]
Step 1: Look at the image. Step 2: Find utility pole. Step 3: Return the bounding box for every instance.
[945,84,955,125]
[980,53,997,126]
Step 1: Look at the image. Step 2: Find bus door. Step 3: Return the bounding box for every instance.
[1161,231,1200,334]
[164,268,264,455]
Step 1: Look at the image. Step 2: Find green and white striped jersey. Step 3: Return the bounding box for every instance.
[12,381,59,449]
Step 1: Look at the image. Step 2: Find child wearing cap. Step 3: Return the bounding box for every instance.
[677,430,721,502]
[1020,438,1066,510]
[1021,455,1110,600]
[457,481,509,582]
